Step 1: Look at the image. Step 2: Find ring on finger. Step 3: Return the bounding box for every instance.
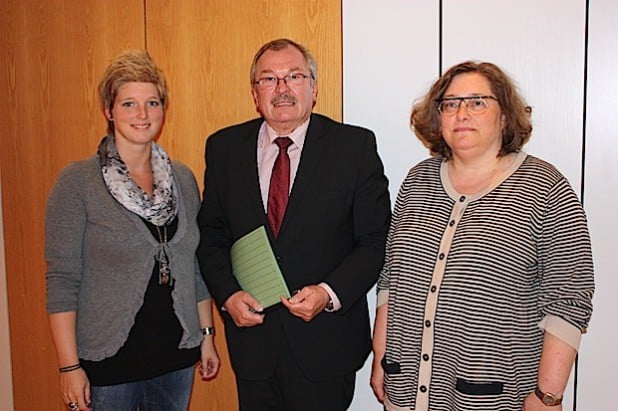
[68,402,79,411]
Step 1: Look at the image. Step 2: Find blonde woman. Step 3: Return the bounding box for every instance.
[46,50,219,411]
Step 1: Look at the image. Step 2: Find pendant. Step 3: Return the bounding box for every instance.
[158,250,171,286]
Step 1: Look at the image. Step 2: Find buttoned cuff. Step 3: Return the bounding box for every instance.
[318,282,341,312]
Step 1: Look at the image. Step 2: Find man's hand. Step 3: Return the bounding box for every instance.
[280,285,330,322]
[223,291,265,327]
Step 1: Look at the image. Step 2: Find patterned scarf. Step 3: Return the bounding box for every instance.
[97,135,178,226]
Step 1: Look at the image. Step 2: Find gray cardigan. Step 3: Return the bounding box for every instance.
[46,156,210,361]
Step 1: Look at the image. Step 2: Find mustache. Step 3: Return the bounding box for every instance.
[271,94,296,105]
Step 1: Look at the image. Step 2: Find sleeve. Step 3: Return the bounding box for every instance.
[325,130,391,311]
[196,135,241,307]
[177,162,213,303]
[194,257,211,302]
[376,167,412,308]
[45,164,87,314]
[376,229,394,308]
[537,177,595,345]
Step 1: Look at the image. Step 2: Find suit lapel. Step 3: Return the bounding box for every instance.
[239,120,269,227]
[278,114,328,237]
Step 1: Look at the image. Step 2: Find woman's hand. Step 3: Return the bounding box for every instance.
[370,353,385,403]
[49,312,91,410]
[198,335,220,380]
[370,303,388,403]
[60,368,92,411]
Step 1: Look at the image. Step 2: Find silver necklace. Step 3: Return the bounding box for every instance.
[155,225,173,286]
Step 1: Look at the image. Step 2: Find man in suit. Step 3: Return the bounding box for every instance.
[197,38,390,411]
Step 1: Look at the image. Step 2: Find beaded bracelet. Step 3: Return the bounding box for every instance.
[59,363,81,373]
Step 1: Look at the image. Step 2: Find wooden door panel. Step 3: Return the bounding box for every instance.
[0,1,144,409]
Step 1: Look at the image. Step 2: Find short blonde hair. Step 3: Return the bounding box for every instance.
[98,50,168,134]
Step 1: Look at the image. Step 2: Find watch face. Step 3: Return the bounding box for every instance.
[543,395,556,405]
[535,387,561,406]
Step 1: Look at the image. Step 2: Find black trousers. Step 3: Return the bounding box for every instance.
[236,329,356,411]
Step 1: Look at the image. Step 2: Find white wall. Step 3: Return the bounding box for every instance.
[442,0,586,189]
[343,0,614,409]
[0,171,15,411]
[343,4,438,409]
[578,0,618,406]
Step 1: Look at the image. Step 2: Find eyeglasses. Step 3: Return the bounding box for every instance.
[254,73,313,89]
[436,95,499,116]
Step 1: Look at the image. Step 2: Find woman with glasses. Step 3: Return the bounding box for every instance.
[45,50,220,411]
[370,61,594,410]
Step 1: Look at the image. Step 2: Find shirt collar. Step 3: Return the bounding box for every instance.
[263,117,310,151]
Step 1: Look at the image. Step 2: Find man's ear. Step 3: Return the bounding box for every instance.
[312,80,318,107]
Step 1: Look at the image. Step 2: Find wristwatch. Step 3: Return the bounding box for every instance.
[535,386,563,406]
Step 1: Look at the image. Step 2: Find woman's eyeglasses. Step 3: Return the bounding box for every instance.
[436,95,499,116]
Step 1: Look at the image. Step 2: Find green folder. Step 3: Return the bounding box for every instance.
[230,226,291,308]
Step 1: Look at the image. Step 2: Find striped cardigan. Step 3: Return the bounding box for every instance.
[377,152,594,411]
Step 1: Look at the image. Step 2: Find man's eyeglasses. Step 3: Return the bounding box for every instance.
[254,73,313,89]
[436,95,499,116]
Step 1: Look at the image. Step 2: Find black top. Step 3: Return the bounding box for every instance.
[81,217,200,386]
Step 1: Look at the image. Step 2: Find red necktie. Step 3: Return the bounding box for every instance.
[267,137,293,237]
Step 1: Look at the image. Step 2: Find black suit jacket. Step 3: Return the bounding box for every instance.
[197,113,391,381]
